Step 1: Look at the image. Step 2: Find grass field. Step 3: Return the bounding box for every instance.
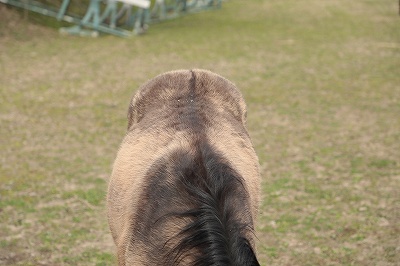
[0,0,399,265]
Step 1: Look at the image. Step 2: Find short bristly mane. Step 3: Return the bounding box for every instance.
[167,142,259,266]
[132,140,260,266]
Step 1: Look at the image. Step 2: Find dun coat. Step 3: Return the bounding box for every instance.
[107,69,261,266]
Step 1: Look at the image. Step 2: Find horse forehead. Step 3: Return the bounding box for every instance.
[141,69,240,99]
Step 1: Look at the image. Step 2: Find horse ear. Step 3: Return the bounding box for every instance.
[225,85,248,126]
[238,98,248,125]
[127,102,136,130]
[127,90,146,130]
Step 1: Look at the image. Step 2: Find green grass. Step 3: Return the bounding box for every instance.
[1,0,399,265]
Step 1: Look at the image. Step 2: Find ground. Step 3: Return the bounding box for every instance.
[0,0,399,265]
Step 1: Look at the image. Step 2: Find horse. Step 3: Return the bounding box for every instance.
[107,69,261,265]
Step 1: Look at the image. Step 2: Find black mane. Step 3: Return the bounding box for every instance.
[132,141,260,266]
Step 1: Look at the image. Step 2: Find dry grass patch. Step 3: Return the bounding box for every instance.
[1,0,399,265]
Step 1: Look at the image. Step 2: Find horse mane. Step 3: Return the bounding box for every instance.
[166,142,260,266]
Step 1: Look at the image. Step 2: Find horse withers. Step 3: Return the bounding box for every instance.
[107,69,261,265]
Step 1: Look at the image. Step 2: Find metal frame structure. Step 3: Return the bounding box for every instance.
[0,0,222,37]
